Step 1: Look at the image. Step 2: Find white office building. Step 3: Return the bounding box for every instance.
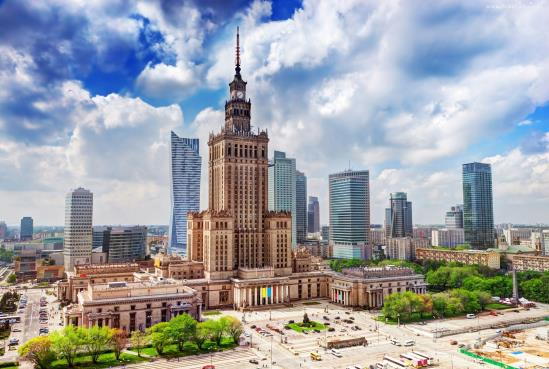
[64,188,93,272]
[431,228,465,248]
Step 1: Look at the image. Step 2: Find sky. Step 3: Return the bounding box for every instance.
[1,0,549,227]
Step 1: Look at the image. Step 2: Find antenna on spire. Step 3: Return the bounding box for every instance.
[235,26,241,76]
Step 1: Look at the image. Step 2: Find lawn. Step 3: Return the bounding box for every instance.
[287,321,326,333]
[377,312,436,324]
[50,352,148,369]
[485,303,512,310]
[129,338,236,358]
[302,301,321,306]
[202,310,222,316]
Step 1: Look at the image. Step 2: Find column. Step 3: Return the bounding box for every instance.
[287,285,290,302]
[253,286,257,306]
[248,287,252,307]
[275,286,279,304]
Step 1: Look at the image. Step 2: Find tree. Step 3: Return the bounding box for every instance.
[7,273,16,284]
[110,329,128,360]
[223,316,244,343]
[202,319,226,345]
[51,326,81,368]
[79,326,113,363]
[130,330,150,357]
[148,322,170,355]
[193,322,210,349]
[166,313,197,352]
[432,294,448,317]
[476,291,492,310]
[19,336,56,369]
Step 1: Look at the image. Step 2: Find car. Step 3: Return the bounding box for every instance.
[249,359,259,364]
[349,317,355,320]
[323,316,330,320]
[12,328,21,332]
[331,349,342,358]
[202,366,215,369]
[345,311,351,315]
[335,316,340,320]
[458,343,466,348]
[495,329,502,334]
[313,329,321,333]
[59,322,64,326]
[340,329,346,332]
[466,314,476,319]
[450,340,458,345]
[354,325,361,330]
[390,338,401,346]
[303,331,308,335]
[404,340,415,346]
[328,327,335,332]
[244,332,251,337]
[250,325,256,329]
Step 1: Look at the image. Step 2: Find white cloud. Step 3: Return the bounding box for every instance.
[136,61,200,100]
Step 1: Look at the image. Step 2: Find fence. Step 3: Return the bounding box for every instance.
[459,348,516,369]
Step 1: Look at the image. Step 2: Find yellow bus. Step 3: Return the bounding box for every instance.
[310,352,322,361]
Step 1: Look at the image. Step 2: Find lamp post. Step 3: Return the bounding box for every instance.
[270,335,273,368]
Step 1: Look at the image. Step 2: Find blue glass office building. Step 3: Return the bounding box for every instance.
[462,162,494,249]
[169,132,201,256]
[329,170,370,258]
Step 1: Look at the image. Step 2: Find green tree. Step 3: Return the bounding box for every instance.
[148,322,170,355]
[7,273,16,284]
[51,326,81,368]
[432,294,448,317]
[476,291,492,310]
[130,330,149,357]
[166,313,197,352]
[445,296,464,316]
[78,326,113,363]
[19,336,56,369]
[193,322,210,349]
[223,316,244,343]
[202,319,227,345]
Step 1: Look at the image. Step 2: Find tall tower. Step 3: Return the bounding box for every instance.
[20,216,33,241]
[268,151,297,246]
[64,188,93,272]
[295,170,307,244]
[188,28,292,280]
[169,132,201,256]
[462,162,494,249]
[307,196,320,234]
[385,192,413,238]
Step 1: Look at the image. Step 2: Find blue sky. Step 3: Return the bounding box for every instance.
[0,0,548,226]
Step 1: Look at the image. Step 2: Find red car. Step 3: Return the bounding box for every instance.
[202,366,215,369]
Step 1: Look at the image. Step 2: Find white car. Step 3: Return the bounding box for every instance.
[331,349,342,358]
[466,314,476,319]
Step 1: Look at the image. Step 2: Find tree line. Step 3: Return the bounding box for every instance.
[20,313,244,369]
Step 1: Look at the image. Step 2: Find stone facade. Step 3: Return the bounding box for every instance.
[416,247,501,269]
[512,255,549,272]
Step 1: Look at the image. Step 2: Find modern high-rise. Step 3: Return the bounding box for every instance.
[64,188,93,271]
[385,192,413,238]
[329,170,370,258]
[268,151,297,246]
[295,170,307,244]
[462,162,494,249]
[187,28,294,283]
[20,217,33,241]
[307,196,320,234]
[0,221,7,239]
[321,225,329,241]
[93,226,147,263]
[169,132,201,256]
[445,205,464,229]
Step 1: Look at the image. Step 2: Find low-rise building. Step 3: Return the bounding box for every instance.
[416,247,500,269]
[511,255,549,272]
[431,228,464,248]
[64,273,201,332]
[503,228,532,245]
[369,228,386,246]
[384,237,429,261]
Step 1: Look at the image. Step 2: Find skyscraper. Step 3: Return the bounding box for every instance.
[329,170,370,258]
[20,216,33,241]
[187,28,293,284]
[385,192,413,238]
[307,196,320,234]
[169,132,201,256]
[0,221,7,239]
[64,187,93,271]
[295,170,307,244]
[268,151,297,246]
[445,205,464,229]
[463,162,494,249]
[93,226,147,263]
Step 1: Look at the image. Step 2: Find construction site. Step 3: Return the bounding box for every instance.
[467,325,549,368]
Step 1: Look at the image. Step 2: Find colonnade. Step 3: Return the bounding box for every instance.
[331,288,351,306]
[234,284,289,308]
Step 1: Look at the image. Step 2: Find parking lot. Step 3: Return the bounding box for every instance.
[2,287,62,360]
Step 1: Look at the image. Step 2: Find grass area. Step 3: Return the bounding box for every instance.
[50,352,148,369]
[129,338,236,358]
[485,303,512,310]
[302,301,321,306]
[287,321,326,333]
[202,310,222,316]
[377,312,436,324]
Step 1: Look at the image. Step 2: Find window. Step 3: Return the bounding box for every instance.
[130,305,135,310]
[146,304,152,309]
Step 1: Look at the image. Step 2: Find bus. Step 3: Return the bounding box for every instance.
[407,353,428,367]
[383,355,407,368]
[310,352,322,361]
[412,351,434,365]
[399,353,423,368]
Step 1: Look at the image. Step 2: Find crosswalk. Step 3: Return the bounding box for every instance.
[125,348,259,369]
[283,330,389,354]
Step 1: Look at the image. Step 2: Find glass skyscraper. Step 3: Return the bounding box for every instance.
[20,216,33,241]
[268,151,297,246]
[295,170,307,244]
[169,131,201,256]
[329,170,370,258]
[385,192,413,238]
[307,196,320,234]
[462,162,494,249]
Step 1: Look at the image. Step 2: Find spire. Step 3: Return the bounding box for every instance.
[235,26,241,77]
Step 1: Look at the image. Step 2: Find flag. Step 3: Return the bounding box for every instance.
[267,287,272,298]
[261,287,267,298]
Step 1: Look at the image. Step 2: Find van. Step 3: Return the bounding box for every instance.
[466,314,476,319]
[331,349,342,358]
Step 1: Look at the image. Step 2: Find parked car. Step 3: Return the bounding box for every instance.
[466,314,476,319]
[249,359,258,364]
